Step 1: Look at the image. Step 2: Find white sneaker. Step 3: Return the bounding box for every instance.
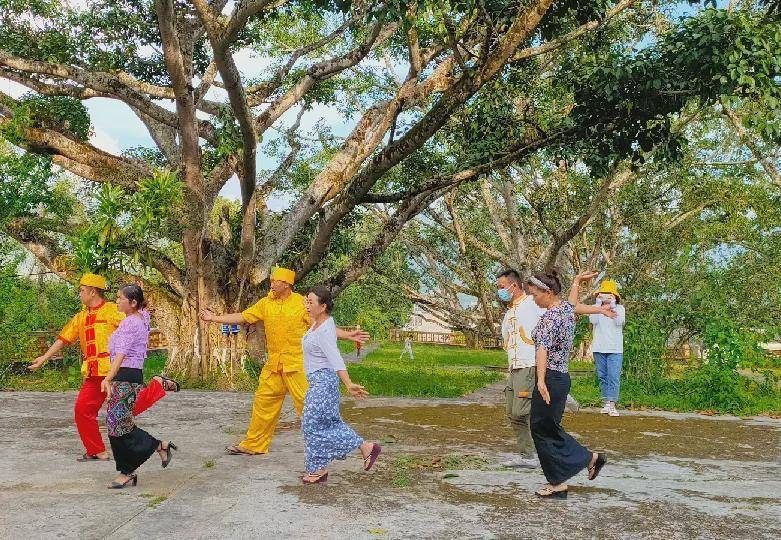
[565,394,580,413]
[502,457,538,469]
[608,404,620,417]
[600,403,612,414]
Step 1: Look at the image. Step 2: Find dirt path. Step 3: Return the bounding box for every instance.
[1,390,779,539]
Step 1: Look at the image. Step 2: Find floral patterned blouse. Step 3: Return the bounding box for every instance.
[532,301,576,373]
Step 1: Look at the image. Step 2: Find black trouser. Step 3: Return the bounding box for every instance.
[531,369,591,484]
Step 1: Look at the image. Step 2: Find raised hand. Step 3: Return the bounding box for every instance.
[575,271,600,283]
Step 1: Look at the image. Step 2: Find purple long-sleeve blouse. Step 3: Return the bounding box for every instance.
[108,310,151,370]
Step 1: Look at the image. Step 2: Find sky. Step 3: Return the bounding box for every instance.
[0,46,360,209]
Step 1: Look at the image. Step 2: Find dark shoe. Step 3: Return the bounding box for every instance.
[588,452,607,480]
[159,375,180,392]
[226,444,261,456]
[77,453,110,462]
[363,443,382,471]
[109,473,137,489]
[161,441,177,468]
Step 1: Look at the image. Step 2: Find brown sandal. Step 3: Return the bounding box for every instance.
[226,445,260,456]
[536,485,568,499]
[301,471,328,484]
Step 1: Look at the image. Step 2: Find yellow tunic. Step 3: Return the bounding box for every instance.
[58,301,125,378]
[242,291,311,374]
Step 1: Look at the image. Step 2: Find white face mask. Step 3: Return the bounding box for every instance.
[597,294,615,305]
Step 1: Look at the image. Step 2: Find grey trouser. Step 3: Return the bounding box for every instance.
[504,366,536,458]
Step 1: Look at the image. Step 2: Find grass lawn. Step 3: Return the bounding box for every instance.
[346,342,504,398]
[571,375,781,416]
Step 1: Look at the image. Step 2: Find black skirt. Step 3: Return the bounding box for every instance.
[107,368,159,475]
[531,369,592,485]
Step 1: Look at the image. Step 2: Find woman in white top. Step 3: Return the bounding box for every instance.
[589,280,626,417]
[300,286,381,484]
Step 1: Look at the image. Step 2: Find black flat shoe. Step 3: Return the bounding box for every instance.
[161,441,177,468]
[109,474,137,489]
[588,453,607,480]
[77,453,110,462]
[159,375,180,392]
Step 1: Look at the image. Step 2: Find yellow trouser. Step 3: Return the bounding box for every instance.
[240,365,308,453]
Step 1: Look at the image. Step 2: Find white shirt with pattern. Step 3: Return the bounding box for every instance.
[501,295,546,370]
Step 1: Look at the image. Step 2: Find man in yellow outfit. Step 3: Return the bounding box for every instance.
[200,267,368,455]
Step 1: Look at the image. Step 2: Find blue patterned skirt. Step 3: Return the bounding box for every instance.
[302,369,363,473]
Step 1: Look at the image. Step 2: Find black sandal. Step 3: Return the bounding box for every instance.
[160,441,178,468]
[588,453,607,480]
[77,453,110,462]
[109,473,137,489]
[159,375,180,392]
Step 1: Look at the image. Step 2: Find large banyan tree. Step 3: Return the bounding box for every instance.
[1,0,779,377]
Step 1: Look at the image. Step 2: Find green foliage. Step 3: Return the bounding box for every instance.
[571,375,781,416]
[684,319,766,412]
[73,170,184,272]
[0,149,54,225]
[623,316,669,384]
[0,239,80,387]
[571,9,781,174]
[2,94,90,142]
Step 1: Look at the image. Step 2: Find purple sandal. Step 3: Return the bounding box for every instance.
[363,443,382,471]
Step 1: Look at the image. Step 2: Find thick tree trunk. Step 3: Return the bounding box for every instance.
[149,284,266,387]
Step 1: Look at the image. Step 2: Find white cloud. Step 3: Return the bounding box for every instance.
[89,126,121,155]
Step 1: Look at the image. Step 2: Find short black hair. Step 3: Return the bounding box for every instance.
[498,269,522,285]
[307,285,334,314]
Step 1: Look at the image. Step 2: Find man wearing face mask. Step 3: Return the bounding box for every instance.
[498,269,546,468]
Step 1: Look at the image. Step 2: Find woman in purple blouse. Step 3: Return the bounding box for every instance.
[100,284,177,489]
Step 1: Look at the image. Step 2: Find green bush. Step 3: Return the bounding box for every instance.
[622,315,669,384]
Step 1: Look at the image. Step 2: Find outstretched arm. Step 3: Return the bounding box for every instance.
[200,310,248,324]
[29,339,66,370]
[336,327,370,343]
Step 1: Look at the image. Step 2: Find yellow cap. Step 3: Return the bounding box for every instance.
[596,279,620,299]
[79,273,108,290]
[270,267,296,285]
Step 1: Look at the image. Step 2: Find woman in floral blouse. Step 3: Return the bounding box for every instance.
[526,270,613,498]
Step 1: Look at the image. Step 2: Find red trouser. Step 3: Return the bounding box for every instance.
[74,376,167,455]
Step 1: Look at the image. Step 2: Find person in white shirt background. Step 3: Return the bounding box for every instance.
[589,280,626,417]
